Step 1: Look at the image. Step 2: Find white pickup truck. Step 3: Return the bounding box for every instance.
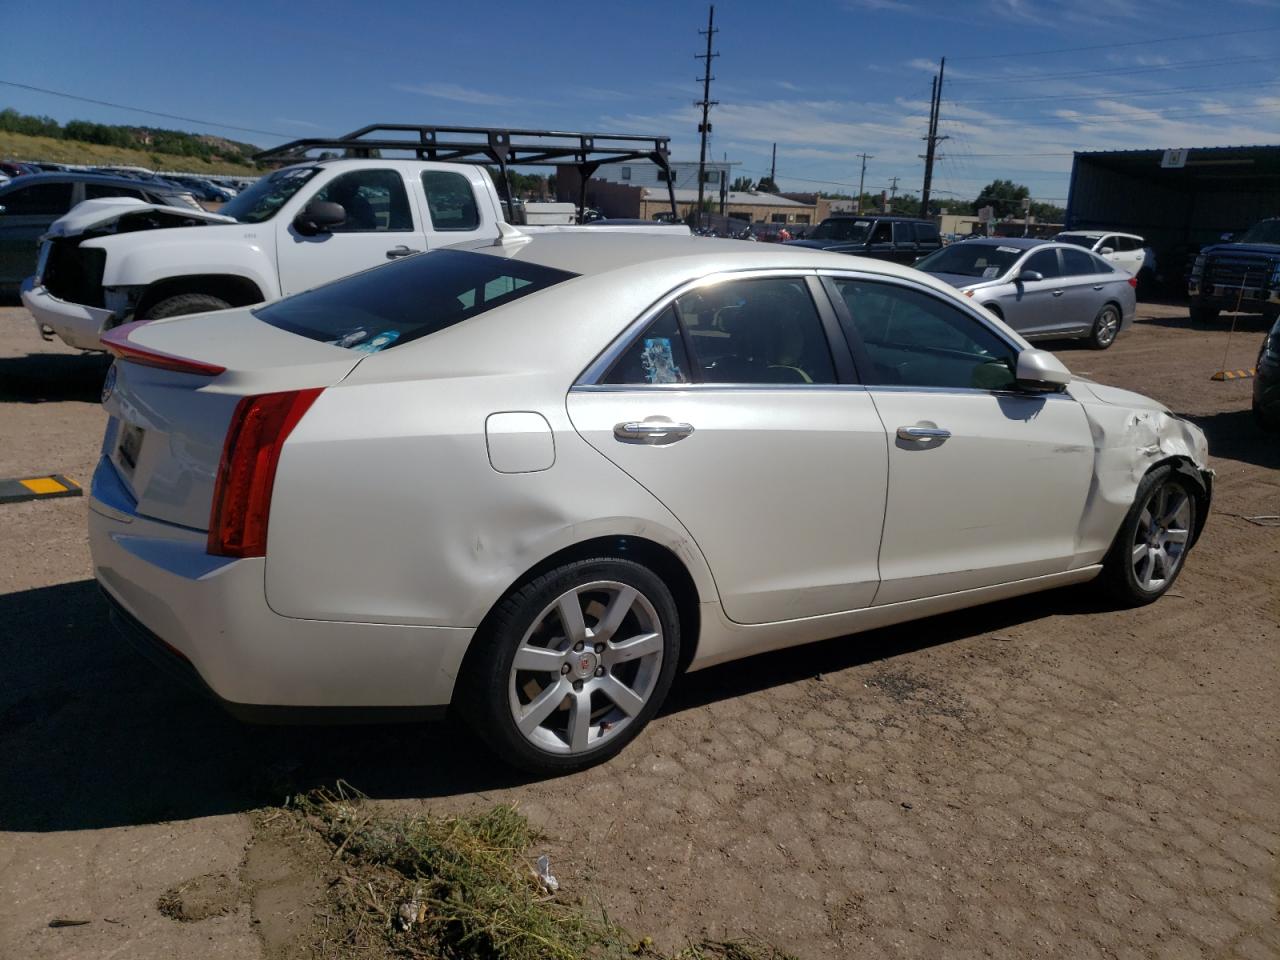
[23,149,685,350]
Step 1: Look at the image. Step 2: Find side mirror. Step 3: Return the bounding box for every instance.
[1015,348,1072,391]
[1098,246,1114,255]
[293,200,346,236]
[1017,269,1044,283]
[1220,232,1234,242]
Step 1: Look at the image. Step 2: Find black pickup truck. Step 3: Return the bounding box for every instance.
[1188,217,1280,323]
[784,215,941,265]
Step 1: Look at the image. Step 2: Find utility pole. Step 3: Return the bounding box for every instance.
[919,57,948,218]
[769,142,777,186]
[887,176,900,212]
[694,5,718,230]
[855,152,872,213]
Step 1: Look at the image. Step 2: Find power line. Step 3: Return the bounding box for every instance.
[948,25,1279,61]
[0,78,290,140]
[947,54,1271,86]
[949,78,1280,105]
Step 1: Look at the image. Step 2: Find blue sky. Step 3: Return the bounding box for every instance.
[4,0,1279,205]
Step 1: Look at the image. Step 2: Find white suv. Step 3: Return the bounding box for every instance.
[1054,230,1152,278]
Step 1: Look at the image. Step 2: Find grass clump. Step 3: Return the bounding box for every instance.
[293,782,796,960]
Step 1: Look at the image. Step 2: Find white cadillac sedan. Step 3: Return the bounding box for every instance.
[91,233,1212,772]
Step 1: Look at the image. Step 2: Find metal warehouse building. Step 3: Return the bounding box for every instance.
[1065,144,1280,290]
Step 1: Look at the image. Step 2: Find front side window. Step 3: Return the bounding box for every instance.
[677,277,836,385]
[892,221,916,243]
[1,182,73,215]
[870,221,892,244]
[831,278,1016,391]
[314,170,412,232]
[255,249,576,352]
[218,166,319,224]
[1022,248,1062,279]
[421,170,480,231]
[810,218,872,242]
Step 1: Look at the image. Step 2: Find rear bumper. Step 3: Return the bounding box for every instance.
[89,456,474,714]
[21,278,114,351]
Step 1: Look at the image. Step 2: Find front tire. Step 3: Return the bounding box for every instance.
[1099,465,1197,607]
[143,293,231,320]
[1088,303,1121,349]
[458,558,681,774]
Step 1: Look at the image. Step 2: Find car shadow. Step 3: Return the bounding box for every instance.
[1182,408,1280,470]
[0,577,1110,832]
[0,352,111,404]
[1137,311,1273,334]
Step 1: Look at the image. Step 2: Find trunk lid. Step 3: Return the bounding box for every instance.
[101,309,362,531]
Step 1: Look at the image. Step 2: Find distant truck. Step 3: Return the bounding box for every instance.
[1188,217,1280,324]
[784,214,942,265]
[23,125,686,351]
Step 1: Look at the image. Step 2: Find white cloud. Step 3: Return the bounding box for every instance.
[275,117,323,129]
[393,82,516,106]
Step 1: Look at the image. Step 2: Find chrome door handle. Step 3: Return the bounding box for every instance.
[897,425,951,443]
[386,245,420,259]
[1092,283,1104,290]
[614,419,694,445]
[1052,289,1065,297]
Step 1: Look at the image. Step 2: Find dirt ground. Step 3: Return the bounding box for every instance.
[0,301,1276,960]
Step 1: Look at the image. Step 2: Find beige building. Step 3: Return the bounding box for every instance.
[556,166,816,224]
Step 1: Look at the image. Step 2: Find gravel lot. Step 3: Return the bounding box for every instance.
[0,301,1276,959]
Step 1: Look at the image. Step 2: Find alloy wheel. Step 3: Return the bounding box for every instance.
[1095,306,1120,347]
[507,581,664,755]
[1131,481,1191,592]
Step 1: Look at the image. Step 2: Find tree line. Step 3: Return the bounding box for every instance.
[0,108,258,163]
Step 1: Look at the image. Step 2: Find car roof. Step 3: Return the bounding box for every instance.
[1057,229,1142,239]
[0,171,185,192]
[956,236,1047,249]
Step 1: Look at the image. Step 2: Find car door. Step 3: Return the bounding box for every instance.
[823,273,1095,605]
[567,272,889,625]
[275,168,423,297]
[1059,247,1111,334]
[865,220,894,260]
[913,221,941,260]
[891,221,917,264]
[1000,247,1066,337]
[1116,236,1146,275]
[0,180,74,286]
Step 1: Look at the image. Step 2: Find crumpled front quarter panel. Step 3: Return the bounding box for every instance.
[1070,381,1212,565]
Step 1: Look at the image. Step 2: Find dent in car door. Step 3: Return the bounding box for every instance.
[567,276,889,624]
[825,274,1095,603]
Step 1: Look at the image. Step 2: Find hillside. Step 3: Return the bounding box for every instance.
[0,131,260,176]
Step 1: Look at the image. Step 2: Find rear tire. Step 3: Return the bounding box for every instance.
[1189,303,1219,325]
[457,557,681,774]
[1098,465,1197,607]
[1088,303,1121,350]
[143,293,231,320]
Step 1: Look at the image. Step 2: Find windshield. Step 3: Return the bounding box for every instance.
[217,167,318,224]
[915,242,1026,278]
[1239,219,1280,245]
[1054,233,1096,248]
[255,249,577,352]
[810,218,872,242]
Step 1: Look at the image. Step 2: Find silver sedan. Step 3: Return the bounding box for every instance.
[90,234,1207,773]
[915,238,1137,349]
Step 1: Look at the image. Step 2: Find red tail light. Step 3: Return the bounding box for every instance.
[101,322,226,377]
[1128,276,1138,288]
[208,389,322,557]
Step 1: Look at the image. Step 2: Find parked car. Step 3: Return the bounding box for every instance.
[0,173,202,297]
[1188,217,1280,324]
[1054,230,1153,279]
[785,215,942,264]
[92,233,1211,773]
[23,156,685,350]
[169,176,238,203]
[1255,311,1280,431]
[914,237,1137,349]
[0,160,41,179]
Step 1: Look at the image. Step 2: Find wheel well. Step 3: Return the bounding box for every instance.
[1150,455,1212,547]
[135,275,265,318]
[982,302,1002,319]
[473,535,704,675]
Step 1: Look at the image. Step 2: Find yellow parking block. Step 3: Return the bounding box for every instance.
[0,474,82,504]
[1210,368,1257,381]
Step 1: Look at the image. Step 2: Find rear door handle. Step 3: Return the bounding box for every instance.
[1052,289,1065,297]
[1092,283,1104,290]
[386,245,420,259]
[614,419,694,445]
[897,425,951,443]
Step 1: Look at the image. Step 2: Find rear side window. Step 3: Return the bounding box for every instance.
[422,171,481,231]
[255,249,576,352]
[913,222,940,244]
[1023,249,1062,279]
[85,183,145,201]
[892,222,915,243]
[603,307,691,385]
[1062,248,1101,276]
[2,182,73,215]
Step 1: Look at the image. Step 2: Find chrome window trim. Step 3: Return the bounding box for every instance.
[570,382,871,394]
[575,267,825,387]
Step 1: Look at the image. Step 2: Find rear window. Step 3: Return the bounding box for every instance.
[254,249,576,352]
